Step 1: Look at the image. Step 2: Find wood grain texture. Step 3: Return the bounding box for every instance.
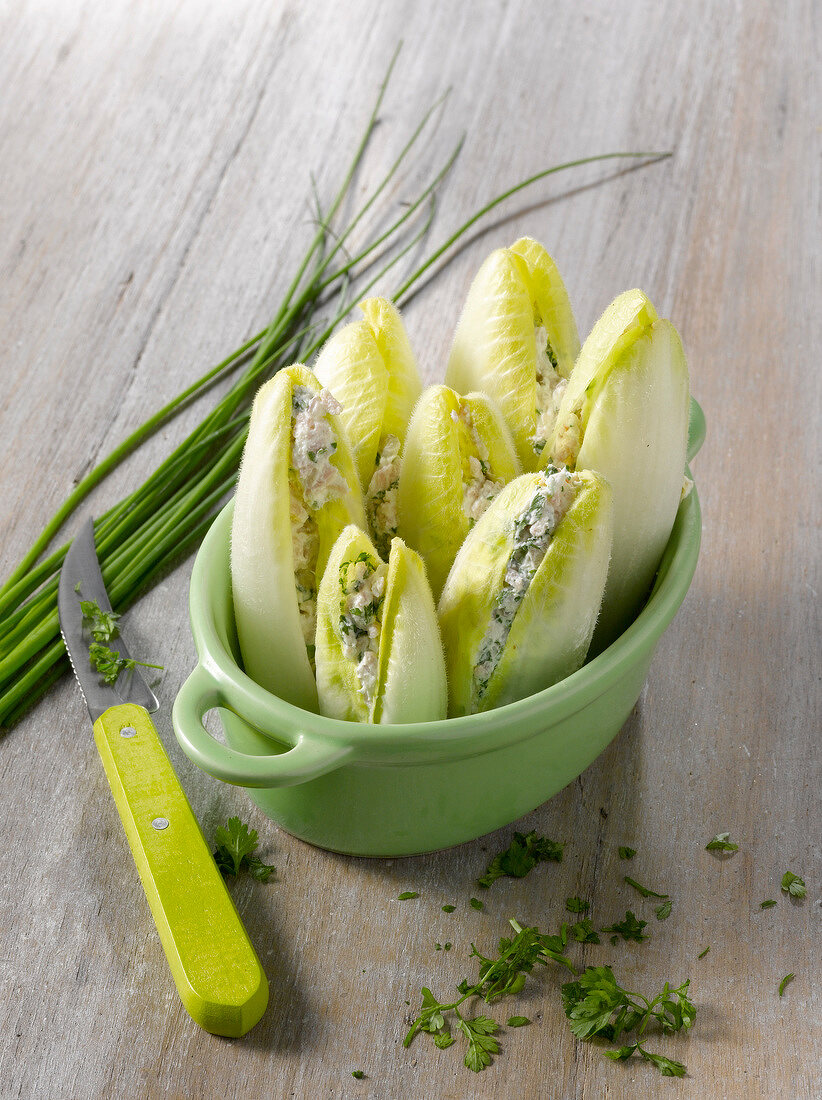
[0,1,819,1097]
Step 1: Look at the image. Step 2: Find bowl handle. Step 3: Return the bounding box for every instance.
[687,397,706,463]
[172,666,352,789]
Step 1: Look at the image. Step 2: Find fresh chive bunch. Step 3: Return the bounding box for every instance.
[0,46,667,727]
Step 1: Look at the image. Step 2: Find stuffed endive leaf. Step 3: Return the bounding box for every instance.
[315,525,447,723]
[445,237,580,471]
[313,297,423,556]
[548,289,690,648]
[397,385,520,600]
[230,365,366,711]
[439,468,613,717]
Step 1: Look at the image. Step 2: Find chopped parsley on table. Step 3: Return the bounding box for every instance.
[601,910,648,943]
[477,830,563,888]
[404,914,696,1076]
[781,871,806,898]
[705,832,739,853]
[568,918,600,944]
[563,966,694,1077]
[404,920,575,1072]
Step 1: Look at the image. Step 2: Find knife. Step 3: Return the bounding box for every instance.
[58,518,268,1037]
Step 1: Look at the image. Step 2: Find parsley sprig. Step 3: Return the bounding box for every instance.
[79,599,121,642]
[562,966,695,1077]
[213,817,275,882]
[476,830,563,888]
[79,596,162,684]
[781,871,806,899]
[403,987,499,1068]
[404,920,574,1071]
[87,643,163,686]
[705,832,739,853]
[405,919,695,1077]
[464,920,576,1002]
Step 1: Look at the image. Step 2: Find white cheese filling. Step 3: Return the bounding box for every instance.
[551,407,582,468]
[532,325,567,456]
[471,467,580,709]
[289,385,349,657]
[451,404,505,526]
[338,555,388,708]
[366,433,401,557]
[291,385,348,508]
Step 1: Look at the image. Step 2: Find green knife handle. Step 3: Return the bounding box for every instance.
[93,702,268,1037]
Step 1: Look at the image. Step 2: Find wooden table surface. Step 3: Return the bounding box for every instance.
[1,2,818,1097]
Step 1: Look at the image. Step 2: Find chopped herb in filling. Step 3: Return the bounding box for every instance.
[291,385,347,508]
[451,404,504,527]
[289,385,348,661]
[366,433,401,557]
[532,325,567,456]
[338,551,388,707]
[471,467,579,708]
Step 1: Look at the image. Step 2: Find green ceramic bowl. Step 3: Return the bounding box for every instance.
[172,401,705,857]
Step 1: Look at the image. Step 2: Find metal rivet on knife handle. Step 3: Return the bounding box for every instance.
[120,725,137,738]
[152,817,170,831]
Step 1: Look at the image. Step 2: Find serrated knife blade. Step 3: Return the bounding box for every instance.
[57,517,267,1038]
[58,519,158,721]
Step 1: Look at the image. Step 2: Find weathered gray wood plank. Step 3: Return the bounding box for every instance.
[0,1,818,1097]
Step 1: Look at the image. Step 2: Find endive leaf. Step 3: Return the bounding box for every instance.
[314,527,377,723]
[438,469,613,716]
[312,320,389,490]
[373,535,447,724]
[313,297,422,487]
[550,288,658,467]
[445,238,580,471]
[509,237,580,376]
[313,297,423,558]
[397,385,520,600]
[230,365,365,710]
[359,297,422,443]
[315,525,446,723]
[550,291,689,648]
